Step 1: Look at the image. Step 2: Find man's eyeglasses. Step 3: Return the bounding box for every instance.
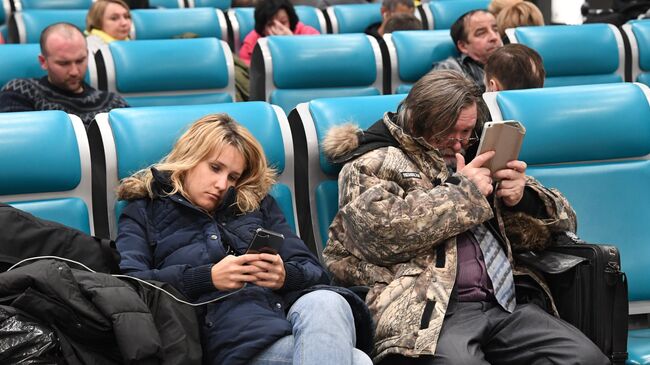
[431,131,480,147]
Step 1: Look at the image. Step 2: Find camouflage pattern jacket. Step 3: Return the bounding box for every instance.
[322,114,577,362]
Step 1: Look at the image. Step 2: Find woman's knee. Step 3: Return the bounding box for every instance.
[288,290,355,329]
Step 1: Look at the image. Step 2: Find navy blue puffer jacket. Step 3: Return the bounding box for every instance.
[116,172,331,365]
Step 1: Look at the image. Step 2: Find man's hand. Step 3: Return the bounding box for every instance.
[493,160,527,207]
[456,151,495,196]
[211,254,263,291]
[265,20,292,36]
[249,253,286,290]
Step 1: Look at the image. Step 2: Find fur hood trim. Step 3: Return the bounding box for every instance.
[322,124,362,161]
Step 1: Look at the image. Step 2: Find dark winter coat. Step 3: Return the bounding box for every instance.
[116,170,340,365]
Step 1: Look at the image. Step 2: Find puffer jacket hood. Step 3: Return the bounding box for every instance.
[323,113,400,165]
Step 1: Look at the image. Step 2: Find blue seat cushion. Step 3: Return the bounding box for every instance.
[131,8,223,40]
[332,3,382,33]
[0,111,81,195]
[628,328,650,365]
[271,87,380,114]
[315,180,339,249]
[391,30,457,83]
[10,198,91,235]
[428,0,489,29]
[19,10,87,43]
[528,161,650,302]
[110,38,230,93]
[124,93,233,107]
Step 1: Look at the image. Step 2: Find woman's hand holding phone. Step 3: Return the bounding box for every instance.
[210,254,264,291]
[249,253,286,289]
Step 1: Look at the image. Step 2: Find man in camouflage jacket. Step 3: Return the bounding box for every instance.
[322,70,609,365]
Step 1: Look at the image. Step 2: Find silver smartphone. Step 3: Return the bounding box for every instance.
[476,120,526,176]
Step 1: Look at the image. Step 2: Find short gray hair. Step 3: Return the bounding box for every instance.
[397,70,484,140]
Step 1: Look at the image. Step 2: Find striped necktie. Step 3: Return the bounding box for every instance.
[470,224,516,313]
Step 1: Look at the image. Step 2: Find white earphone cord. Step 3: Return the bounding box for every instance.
[6,256,245,306]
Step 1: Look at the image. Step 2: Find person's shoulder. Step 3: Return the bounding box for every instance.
[432,55,462,71]
[294,22,320,35]
[2,78,38,91]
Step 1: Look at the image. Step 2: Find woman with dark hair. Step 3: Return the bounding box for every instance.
[238,0,320,65]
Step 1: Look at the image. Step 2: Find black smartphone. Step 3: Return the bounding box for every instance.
[246,228,284,254]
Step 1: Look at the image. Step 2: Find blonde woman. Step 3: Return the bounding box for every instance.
[496,1,544,39]
[115,114,372,365]
[85,0,132,53]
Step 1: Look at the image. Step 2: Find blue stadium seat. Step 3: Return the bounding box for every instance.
[506,24,625,87]
[325,3,381,33]
[90,102,299,239]
[384,30,457,94]
[0,111,94,235]
[130,8,227,42]
[9,9,87,43]
[13,0,93,10]
[0,44,44,87]
[483,83,650,364]
[191,0,232,10]
[227,6,326,53]
[623,20,650,86]
[149,0,184,8]
[95,38,235,107]
[0,43,96,88]
[419,0,489,30]
[290,94,405,257]
[250,34,383,114]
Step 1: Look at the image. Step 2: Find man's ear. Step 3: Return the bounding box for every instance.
[487,78,502,92]
[381,6,389,19]
[457,40,469,55]
[38,54,47,71]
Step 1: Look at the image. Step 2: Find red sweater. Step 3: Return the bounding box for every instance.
[238,22,320,65]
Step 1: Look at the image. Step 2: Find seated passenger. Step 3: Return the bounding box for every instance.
[496,1,544,43]
[484,43,545,91]
[115,114,373,365]
[383,12,422,34]
[365,0,415,39]
[239,0,320,65]
[432,10,503,91]
[85,0,132,53]
[0,23,128,127]
[322,69,609,365]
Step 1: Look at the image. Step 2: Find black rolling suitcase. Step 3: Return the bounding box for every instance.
[523,232,629,364]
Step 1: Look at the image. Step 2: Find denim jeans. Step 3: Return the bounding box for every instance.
[250,290,373,365]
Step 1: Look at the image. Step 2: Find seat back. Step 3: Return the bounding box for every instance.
[623,20,650,86]
[227,6,326,53]
[384,30,457,94]
[13,0,93,10]
[0,111,94,234]
[130,8,227,42]
[0,42,96,87]
[506,24,625,87]
[91,102,298,239]
[9,9,86,43]
[250,33,383,114]
[149,0,184,8]
[290,94,405,256]
[0,43,44,87]
[326,3,381,33]
[420,0,489,30]
[97,38,235,107]
[189,0,232,10]
[483,83,650,307]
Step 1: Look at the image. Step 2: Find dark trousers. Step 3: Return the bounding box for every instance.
[379,302,610,365]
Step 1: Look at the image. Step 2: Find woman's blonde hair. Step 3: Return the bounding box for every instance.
[117,113,277,213]
[488,0,522,16]
[496,1,544,37]
[86,0,131,32]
